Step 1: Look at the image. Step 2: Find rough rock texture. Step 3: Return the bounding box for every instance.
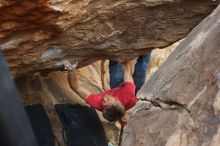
[122,4,220,146]
[147,40,180,78]
[0,0,219,77]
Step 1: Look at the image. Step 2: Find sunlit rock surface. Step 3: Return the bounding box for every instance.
[147,40,180,78]
[0,0,219,77]
[122,4,220,146]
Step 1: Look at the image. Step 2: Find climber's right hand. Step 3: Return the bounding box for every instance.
[63,60,78,73]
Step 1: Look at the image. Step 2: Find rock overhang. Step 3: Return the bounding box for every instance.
[0,0,219,77]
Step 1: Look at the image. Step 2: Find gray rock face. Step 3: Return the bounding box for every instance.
[0,0,219,77]
[122,4,220,146]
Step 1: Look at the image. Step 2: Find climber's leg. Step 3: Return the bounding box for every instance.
[133,51,152,93]
[109,60,124,89]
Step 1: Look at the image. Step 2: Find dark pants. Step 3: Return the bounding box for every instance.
[109,51,151,93]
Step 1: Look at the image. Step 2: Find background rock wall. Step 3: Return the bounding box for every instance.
[16,64,120,146]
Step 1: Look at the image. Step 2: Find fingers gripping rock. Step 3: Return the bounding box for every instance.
[63,60,78,71]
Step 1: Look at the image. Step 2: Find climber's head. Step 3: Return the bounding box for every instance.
[102,94,125,122]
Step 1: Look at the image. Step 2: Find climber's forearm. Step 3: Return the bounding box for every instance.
[67,72,90,100]
[67,71,79,91]
[76,88,91,100]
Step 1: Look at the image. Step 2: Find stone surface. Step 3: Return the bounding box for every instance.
[147,40,180,78]
[0,0,219,77]
[122,4,220,146]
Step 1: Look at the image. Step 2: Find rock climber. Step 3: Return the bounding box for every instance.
[63,51,151,122]
[64,51,151,122]
[108,51,152,145]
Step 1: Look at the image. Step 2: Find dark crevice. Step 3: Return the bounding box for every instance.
[139,98,196,124]
[142,98,192,115]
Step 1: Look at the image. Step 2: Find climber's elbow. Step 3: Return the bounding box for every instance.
[76,88,90,100]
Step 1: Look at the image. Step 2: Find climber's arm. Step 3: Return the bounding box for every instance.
[123,61,134,83]
[67,71,91,100]
[63,60,91,100]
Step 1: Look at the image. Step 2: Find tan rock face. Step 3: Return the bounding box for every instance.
[122,4,220,146]
[0,0,219,77]
[147,40,180,78]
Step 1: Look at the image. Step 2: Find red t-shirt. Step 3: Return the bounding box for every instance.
[85,82,137,111]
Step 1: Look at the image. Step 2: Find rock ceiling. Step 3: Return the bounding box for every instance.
[0,0,219,77]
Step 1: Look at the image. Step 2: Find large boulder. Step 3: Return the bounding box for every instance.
[122,4,220,146]
[0,0,219,77]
